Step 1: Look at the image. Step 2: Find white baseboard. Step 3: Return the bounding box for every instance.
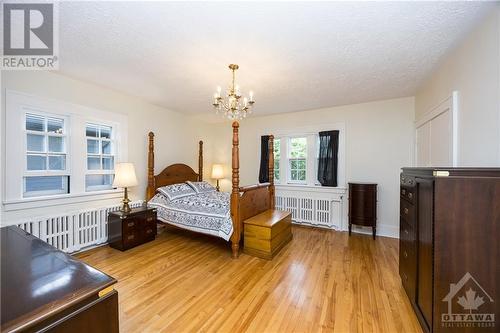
[348,223,399,239]
[292,220,399,239]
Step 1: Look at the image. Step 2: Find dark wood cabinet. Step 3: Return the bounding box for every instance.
[400,168,500,333]
[348,182,377,239]
[108,206,157,251]
[1,226,118,333]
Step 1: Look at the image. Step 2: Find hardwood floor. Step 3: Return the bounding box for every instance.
[76,225,422,333]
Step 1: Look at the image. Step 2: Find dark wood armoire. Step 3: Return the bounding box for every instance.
[348,182,377,239]
[400,168,499,333]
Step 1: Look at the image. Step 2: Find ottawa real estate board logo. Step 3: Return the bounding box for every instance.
[441,272,495,329]
[2,2,59,70]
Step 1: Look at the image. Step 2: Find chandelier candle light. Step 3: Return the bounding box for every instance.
[212,64,255,120]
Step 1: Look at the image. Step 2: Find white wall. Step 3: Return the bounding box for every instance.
[1,71,213,224]
[415,6,500,166]
[211,97,415,238]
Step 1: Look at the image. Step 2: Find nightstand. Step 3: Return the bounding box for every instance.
[108,206,157,251]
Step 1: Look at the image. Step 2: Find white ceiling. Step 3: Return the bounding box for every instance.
[58,1,494,118]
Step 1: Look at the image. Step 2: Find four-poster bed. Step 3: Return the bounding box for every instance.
[146,121,275,258]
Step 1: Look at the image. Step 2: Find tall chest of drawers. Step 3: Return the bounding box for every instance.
[399,168,500,333]
[399,175,417,302]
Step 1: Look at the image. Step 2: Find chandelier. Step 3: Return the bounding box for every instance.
[212,64,255,120]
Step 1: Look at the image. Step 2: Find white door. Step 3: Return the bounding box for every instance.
[415,92,458,167]
[429,110,452,166]
[416,122,431,166]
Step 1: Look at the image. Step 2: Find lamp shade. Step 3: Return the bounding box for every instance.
[211,164,224,179]
[113,163,138,188]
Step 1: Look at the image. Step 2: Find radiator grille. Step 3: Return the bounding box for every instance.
[16,201,144,253]
[316,199,331,225]
[300,198,314,223]
[43,215,72,252]
[276,192,343,229]
[284,197,299,219]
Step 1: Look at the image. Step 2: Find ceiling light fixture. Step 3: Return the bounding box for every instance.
[212,64,255,120]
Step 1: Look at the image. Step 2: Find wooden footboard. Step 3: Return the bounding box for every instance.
[230,121,275,258]
[239,184,271,222]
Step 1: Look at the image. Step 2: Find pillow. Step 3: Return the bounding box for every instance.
[157,183,196,201]
[186,181,216,194]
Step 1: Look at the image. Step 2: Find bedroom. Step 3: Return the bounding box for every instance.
[1,1,499,333]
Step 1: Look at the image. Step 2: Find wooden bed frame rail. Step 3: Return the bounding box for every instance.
[146,121,274,259]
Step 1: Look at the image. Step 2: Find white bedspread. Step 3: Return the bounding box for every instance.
[147,191,233,241]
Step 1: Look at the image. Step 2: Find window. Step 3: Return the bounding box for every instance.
[273,138,280,181]
[288,137,307,183]
[5,91,128,208]
[24,114,69,197]
[271,127,343,187]
[85,124,115,191]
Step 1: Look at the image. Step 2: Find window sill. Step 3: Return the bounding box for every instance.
[2,189,123,212]
[276,183,347,193]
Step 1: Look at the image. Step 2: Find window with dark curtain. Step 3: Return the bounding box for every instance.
[259,135,270,183]
[317,130,339,187]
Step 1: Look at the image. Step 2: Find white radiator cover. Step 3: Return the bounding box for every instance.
[16,200,144,253]
[275,185,346,229]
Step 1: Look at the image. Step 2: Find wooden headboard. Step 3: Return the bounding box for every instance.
[146,132,203,200]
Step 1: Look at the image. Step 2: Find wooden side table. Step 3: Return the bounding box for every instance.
[108,206,157,251]
[348,182,377,239]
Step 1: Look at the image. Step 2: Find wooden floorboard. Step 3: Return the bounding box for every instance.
[76,225,422,333]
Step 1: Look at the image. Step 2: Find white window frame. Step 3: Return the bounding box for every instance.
[4,90,128,211]
[287,136,308,184]
[264,123,345,188]
[24,111,70,197]
[85,123,115,192]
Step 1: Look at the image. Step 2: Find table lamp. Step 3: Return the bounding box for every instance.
[211,164,224,192]
[113,162,138,213]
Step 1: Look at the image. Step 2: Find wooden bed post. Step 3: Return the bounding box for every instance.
[230,121,241,259]
[198,140,203,181]
[268,135,275,209]
[146,132,155,201]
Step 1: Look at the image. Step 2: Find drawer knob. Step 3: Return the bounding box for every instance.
[408,193,413,199]
[403,273,408,281]
[147,217,153,222]
[404,229,409,235]
[404,251,408,258]
[146,229,152,234]
[127,235,134,240]
[404,208,409,214]
[128,222,134,227]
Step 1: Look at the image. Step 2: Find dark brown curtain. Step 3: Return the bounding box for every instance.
[317,130,339,187]
[259,135,270,183]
